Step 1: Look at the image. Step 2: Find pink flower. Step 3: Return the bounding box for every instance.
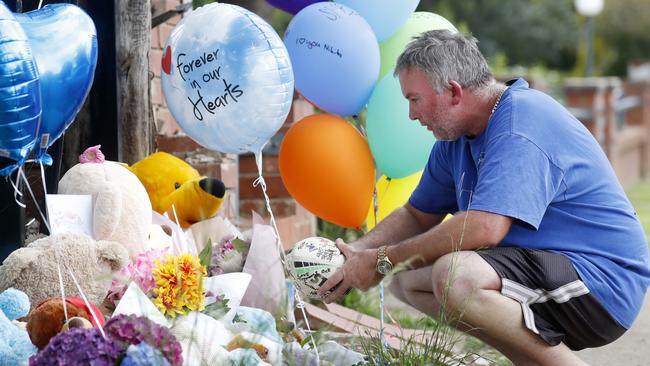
[79,145,105,164]
[107,248,168,304]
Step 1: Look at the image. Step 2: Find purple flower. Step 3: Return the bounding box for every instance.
[29,328,121,366]
[104,314,183,366]
[209,235,244,275]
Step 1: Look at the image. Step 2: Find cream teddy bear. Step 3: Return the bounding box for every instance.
[0,233,129,309]
[58,146,152,257]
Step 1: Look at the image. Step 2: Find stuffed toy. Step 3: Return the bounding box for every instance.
[27,296,105,350]
[128,152,226,228]
[58,145,153,257]
[0,288,37,366]
[0,233,129,313]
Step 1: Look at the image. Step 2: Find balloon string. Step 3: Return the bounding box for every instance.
[54,249,69,324]
[18,167,68,324]
[294,291,319,360]
[19,166,51,234]
[352,115,367,137]
[38,0,43,9]
[252,151,287,267]
[252,150,319,359]
[63,258,106,338]
[372,185,389,358]
[170,204,194,255]
[9,167,26,208]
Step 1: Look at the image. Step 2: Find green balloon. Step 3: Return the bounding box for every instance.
[367,73,436,179]
[379,12,457,80]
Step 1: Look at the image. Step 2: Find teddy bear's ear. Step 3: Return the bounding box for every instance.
[93,183,123,240]
[0,246,39,291]
[96,240,130,271]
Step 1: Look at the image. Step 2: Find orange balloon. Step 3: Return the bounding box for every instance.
[279,114,375,228]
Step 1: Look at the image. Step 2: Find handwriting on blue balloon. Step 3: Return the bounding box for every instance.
[161,3,293,154]
[296,38,343,58]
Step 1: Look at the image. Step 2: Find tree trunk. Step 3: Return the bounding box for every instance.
[115,0,154,164]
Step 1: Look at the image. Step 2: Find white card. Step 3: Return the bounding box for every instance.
[46,194,93,237]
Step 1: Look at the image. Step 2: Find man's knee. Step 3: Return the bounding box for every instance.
[431,252,494,308]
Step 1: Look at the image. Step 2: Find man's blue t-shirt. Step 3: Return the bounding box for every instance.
[409,78,650,328]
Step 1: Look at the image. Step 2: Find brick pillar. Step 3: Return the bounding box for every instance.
[239,96,317,250]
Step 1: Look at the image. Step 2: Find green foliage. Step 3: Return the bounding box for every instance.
[317,219,365,243]
[198,238,213,269]
[232,237,250,256]
[627,181,650,240]
[417,0,580,70]
[192,0,217,9]
[202,296,231,319]
[269,8,293,35]
[342,288,381,319]
[595,0,650,76]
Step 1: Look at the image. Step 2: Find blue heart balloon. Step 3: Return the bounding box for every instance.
[15,4,97,164]
[0,1,41,176]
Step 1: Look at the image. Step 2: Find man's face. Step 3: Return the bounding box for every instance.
[398,67,460,141]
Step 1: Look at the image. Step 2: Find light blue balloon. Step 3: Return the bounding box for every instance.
[284,2,379,117]
[366,73,436,179]
[335,0,420,42]
[0,2,41,177]
[162,3,294,154]
[15,4,98,165]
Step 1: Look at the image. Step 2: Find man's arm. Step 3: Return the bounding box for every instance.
[355,203,447,250]
[386,209,512,270]
[319,209,512,302]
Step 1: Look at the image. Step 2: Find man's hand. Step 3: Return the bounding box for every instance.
[317,238,382,303]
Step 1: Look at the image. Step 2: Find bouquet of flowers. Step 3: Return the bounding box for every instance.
[200,235,250,276]
[108,245,243,322]
[108,249,211,318]
[29,315,183,366]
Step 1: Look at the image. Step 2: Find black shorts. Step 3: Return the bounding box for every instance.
[477,247,627,350]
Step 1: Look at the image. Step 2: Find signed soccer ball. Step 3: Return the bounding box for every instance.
[287,237,346,299]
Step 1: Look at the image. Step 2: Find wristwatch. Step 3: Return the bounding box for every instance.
[376,245,394,275]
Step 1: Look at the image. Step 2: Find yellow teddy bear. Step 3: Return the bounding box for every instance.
[128,152,226,228]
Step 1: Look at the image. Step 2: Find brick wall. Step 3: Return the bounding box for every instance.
[150,1,316,247]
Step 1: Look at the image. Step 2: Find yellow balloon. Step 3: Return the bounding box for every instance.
[366,170,423,230]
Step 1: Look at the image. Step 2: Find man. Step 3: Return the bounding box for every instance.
[318,30,650,365]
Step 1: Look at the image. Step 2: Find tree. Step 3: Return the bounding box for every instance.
[595,0,650,76]
[418,0,580,70]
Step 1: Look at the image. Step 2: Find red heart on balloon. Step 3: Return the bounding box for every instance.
[161,46,171,75]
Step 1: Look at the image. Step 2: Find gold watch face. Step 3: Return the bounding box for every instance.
[377,260,393,275]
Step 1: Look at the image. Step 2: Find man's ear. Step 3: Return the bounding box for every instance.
[448,80,463,106]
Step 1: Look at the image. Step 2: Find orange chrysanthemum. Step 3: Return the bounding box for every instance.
[152,254,207,317]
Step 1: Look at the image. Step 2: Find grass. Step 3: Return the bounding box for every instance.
[627,180,650,238]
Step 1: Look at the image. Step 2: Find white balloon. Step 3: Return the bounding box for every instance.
[161,3,294,154]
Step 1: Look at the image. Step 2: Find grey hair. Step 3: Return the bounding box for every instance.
[394,30,494,93]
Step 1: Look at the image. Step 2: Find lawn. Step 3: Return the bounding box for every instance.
[627,180,650,240]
